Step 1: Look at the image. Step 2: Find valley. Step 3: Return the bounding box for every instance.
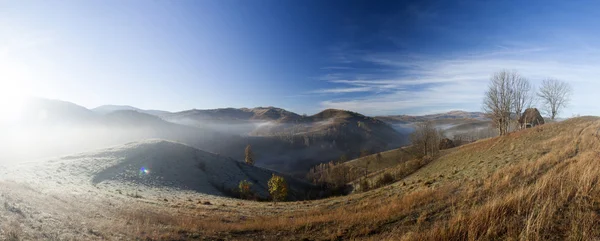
[2,1,594,240]
[1,112,598,240]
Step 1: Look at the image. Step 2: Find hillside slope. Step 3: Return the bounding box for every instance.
[162,116,600,240]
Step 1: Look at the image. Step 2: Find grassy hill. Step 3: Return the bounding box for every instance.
[3,117,600,240]
[53,140,317,200]
[133,116,600,240]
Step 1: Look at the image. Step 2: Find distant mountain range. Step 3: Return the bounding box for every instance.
[92,105,171,116]
[90,103,486,124]
[6,98,494,177]
[375,110,488,124]
[7,98,415,176]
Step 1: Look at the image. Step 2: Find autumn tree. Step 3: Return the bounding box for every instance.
[268,174,288,202]
[538,79,572,120]
[244,144,254,165]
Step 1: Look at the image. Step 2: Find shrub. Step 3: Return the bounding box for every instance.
[374,172,395,188]
[238,180,253,200]
[268,174,288,202]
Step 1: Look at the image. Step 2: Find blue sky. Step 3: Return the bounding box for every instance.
[1,0,600,116]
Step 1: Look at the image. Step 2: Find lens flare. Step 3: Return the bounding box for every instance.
[139,167,150,175]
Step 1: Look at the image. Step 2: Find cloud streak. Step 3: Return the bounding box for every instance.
[310,87,373,94]
[315,46,600,116]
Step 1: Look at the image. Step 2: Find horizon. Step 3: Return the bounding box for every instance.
[33,96,484,116]
[2,0,599,116]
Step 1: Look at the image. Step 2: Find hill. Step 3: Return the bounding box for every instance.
[140,116,600,240]
[53,140,315,200]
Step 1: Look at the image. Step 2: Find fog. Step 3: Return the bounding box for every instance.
[0,98,410,178]
[0,124,188,164]
[0,114,349,177]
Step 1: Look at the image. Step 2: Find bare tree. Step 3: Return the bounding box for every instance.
[483,70,517,135]
[538,79,572,120]
[512,75,533,129]
[410,121,442,158]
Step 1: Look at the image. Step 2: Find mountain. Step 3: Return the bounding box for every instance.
[92,105,171,116]
[2,99,234,164]
[162,106,301,125]
[6,99,407,177]
[161,107,408,175]
[166,107,405,147]
[19,97,99,125]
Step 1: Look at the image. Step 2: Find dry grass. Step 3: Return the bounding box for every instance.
[114,117,600,240]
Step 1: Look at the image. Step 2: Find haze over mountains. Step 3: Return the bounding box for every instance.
[92,105,171,116]
[2,98,488,177]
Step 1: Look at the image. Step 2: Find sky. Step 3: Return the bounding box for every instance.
[1,0,600,116]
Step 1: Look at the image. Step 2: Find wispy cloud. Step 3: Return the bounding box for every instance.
[310,87,373,94]
[314,46,600,116]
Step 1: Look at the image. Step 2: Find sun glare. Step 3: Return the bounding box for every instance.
[0,80,27,123]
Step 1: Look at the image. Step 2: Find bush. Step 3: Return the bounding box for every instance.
[374,172,395,188]
[238,180,253,200]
